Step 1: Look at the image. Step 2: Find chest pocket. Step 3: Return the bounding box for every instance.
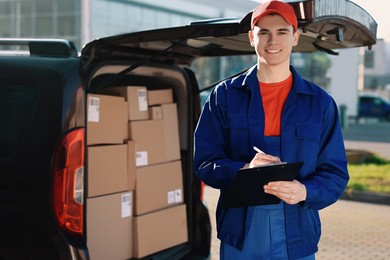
[296,124,321,141]
[226,113,250,157]
[294,124,321,167]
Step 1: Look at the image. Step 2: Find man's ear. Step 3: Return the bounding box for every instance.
[292,29,300,47]
[248,30,254,47]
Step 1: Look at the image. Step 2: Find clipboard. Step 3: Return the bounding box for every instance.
[221,162,303,208]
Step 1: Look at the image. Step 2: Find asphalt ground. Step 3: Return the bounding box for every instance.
[343,120,390,159]
[203,121,390,259]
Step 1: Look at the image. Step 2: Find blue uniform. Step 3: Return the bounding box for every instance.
[193,65,349,259]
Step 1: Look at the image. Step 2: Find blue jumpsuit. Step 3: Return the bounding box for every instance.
[193,65,349,259]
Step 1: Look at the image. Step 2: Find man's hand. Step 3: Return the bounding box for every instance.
[248,153,281,168]
[264,180,307,205]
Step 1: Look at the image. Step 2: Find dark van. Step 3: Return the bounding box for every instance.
[0,1,377,259]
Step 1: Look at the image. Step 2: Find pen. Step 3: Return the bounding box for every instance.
[253,146,265,154]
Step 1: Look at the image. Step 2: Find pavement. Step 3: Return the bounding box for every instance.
[203,186,390,260]
[202,121,390,259]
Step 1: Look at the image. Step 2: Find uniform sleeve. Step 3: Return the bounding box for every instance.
[302,98,350,210]
[193,84,246,190]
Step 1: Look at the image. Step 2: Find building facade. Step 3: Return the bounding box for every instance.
[2,0,388,103]
[0,0,258,50]
[363,38,390,96]
[0,0,82,47]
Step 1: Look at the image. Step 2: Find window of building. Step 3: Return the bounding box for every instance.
[91,0,203,42]
[58,15,76,36]
[35,16,53,37]
[35,0,53,13]
[364,50,374,68]
[0,0,81,48]
[0,1,12,14]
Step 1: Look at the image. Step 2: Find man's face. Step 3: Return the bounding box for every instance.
[249,14,300,68]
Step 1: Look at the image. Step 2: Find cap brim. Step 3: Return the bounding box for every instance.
[252,9,295,29]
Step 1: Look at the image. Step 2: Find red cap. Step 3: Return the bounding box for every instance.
[251,0,298,30]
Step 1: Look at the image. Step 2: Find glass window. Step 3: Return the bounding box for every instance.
[0,2,12,14]
[155,12,170,28]
[374,98,383,106]
[171,15,183,27]
[20,16,33,36]
[21,2,33,14]
[127,5,141,31]
[93,0,107,15]
[364,50,374,68]
[192,57,218,89]
[142,9,155,29]
[35,0,53,13]
[58,15,75,36]
[110,2,126,19]
[58,0,76,12]
[221,55,256,78]
[35,16,53,36]
[0,17,12,37]
[108,2,128,34]
[193,55,256,92]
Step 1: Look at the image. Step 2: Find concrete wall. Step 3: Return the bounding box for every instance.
[327,48,362,118]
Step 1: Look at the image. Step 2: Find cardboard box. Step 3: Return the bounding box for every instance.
[123,101,129,141]
[127,141,136,190]
[87,191,133,260]
[160,103,180,162]
[87,94,126,145]
[129,103,180,166]
[148,88,173,106]
[134,204,188,258]
[149,106,163,119]
[88,144,127,197]
[134,160,183,215]
[99,86,149,121]
[129,119,165,166]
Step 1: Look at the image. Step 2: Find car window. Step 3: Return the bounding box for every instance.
[360,97,372,104]
[361,96,387,106]
[192,55,256,91]
[194,52,332,108]
[374,99,383,106]
[192,55,256,107]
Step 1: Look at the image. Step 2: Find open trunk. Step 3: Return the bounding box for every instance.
[84,62,210,259]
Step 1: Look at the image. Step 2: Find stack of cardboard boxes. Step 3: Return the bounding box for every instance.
[86,93,134,260]
[86,86,188,260]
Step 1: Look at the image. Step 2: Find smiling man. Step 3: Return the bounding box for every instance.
[193,0,349,259]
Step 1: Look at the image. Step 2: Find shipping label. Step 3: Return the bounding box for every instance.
[121,192,132,218]
[135,151,148,166]
[88,96,100,122]
[137,89,148,111]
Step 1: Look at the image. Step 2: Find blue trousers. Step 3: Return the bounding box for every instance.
[220,137,315,259]
[220,203,315,259]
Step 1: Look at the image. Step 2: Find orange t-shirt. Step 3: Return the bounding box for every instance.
[259,74,293,136]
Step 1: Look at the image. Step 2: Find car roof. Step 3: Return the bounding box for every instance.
[0,38,78,57]
[359,93,390,101]
[81,0,377,66]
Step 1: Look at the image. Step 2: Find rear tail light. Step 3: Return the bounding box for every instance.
[200,181,205,201]
[52,128,85,235]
